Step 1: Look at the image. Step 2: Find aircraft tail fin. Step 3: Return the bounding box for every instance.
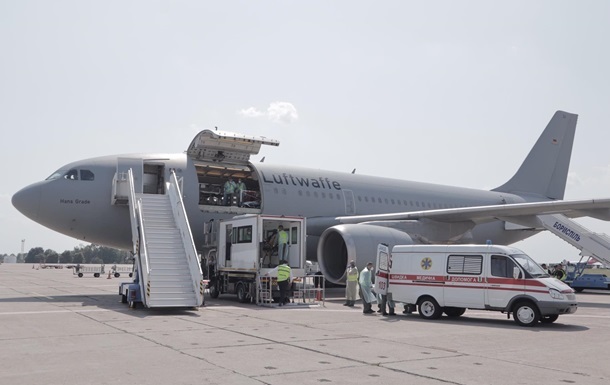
[493,111,577,200]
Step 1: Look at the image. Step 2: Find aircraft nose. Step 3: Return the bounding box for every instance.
[12,183,42,220]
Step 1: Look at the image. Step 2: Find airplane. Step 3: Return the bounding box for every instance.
[12,110,610,284]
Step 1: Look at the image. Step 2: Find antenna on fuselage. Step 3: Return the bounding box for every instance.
[351,168,356,174]
[260,156,265,163]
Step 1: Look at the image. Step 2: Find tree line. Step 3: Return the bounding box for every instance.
[0,244,132,265]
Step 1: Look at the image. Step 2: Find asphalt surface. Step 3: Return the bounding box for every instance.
[1,263,609,385]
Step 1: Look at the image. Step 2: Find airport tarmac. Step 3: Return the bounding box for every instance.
[1,264,609,385]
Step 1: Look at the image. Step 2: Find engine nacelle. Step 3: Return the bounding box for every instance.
[317,224,413,284]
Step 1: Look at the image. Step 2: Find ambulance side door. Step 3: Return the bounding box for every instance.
[485,254,526,308]
[443,254,485,308]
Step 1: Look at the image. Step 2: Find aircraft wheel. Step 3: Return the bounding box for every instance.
[540,314,559,324]
[418,296,443,320]
[444,307,466,317]
[236,282,249,303]
[513,301,540,326]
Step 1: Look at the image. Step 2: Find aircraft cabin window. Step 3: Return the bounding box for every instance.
[80,169,94,181]
[64,169,78,180]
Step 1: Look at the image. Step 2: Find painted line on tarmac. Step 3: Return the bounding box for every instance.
[0,309,112,316]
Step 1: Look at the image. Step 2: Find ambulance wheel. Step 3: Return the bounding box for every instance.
[94,273,100,278]
[78,273,83,278]
[236,282,248,303]
[418,296,443,320]
[129,273,133,278]
[513,301,540,326]
[444,307,466,317]
[540,314,559,324]
[114,273,120,278]
[210,282,220,299]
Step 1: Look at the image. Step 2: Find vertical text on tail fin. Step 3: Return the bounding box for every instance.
[493,111,578,200]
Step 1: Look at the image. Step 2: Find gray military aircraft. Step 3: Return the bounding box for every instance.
[12,111,610,283]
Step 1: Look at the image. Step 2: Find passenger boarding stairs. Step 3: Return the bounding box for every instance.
[538,214,610,267]
[126,170,204,308]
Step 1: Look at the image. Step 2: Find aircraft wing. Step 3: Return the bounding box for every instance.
[335,198,610,225]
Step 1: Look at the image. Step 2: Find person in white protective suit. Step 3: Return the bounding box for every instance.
[359,262,375,314]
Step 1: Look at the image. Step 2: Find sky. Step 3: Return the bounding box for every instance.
[1,1,609,263]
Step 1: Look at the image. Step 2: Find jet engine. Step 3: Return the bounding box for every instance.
[317,224,413,284]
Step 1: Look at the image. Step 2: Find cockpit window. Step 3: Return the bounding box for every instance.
[46,169,66,181]
[80,169,94,181]
[64,169,78,180]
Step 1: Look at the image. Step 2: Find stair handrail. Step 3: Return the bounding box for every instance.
[127,169,150,307]
[167,170,204,306]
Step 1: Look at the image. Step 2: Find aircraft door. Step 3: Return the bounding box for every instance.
[117,157,143,194]
[343,189,355,215]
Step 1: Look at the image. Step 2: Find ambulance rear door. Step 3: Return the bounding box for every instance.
[375,243,390,296]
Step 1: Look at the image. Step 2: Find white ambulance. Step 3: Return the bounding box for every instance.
[376,244,577,326]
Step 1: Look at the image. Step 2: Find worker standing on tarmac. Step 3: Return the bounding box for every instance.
[359,262,375,314]
[553,263,567,281]
[266,259,292,306]
[277,225,288,261]
[344,260,359,307]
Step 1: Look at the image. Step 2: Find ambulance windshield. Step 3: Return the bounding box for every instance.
[511,254,548,277]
